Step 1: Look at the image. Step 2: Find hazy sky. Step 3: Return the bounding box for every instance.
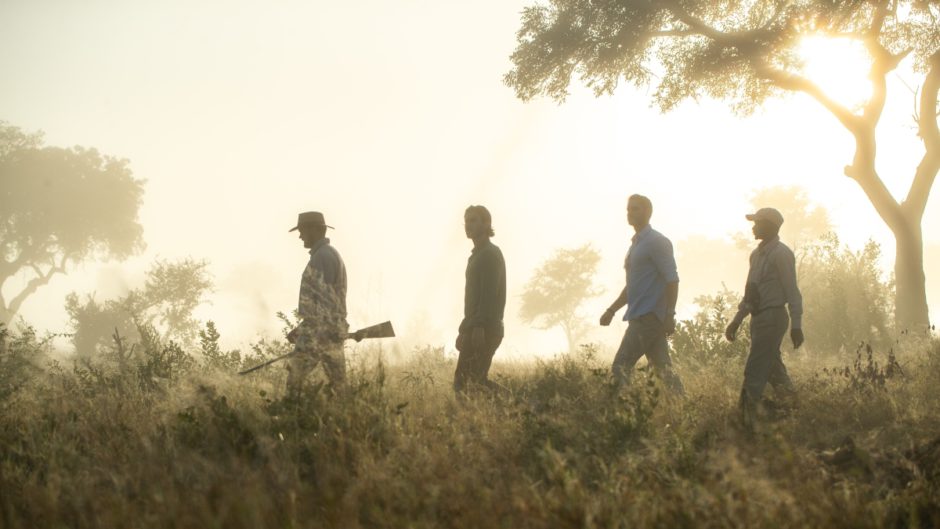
[2,0,938,358]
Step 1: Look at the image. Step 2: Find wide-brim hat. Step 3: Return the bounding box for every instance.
[289,211,334,232]
[745,207,784,228]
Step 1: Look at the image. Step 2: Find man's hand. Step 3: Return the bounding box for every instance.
[287,327,298,345]
[725,320,740,342]
[664,314,676,336]
[791,328,804,349]
[471,327,486,350]
[353,330,364,343]
[600,308,615,326]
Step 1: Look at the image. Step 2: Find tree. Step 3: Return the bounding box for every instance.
[506,0,939,328]
[0,121,145,324]
[65,258,213,355]
[520,244,604,351]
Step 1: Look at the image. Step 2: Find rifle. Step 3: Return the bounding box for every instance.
[238,321,395,376]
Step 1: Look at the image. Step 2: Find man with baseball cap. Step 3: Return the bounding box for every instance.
[286,211,348,397]
[725,207,804,427]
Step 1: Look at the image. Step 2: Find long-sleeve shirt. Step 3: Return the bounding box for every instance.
[298,238,348,335]
[624,225,679,322]
[459,240,506,336]
[738,236,803,328]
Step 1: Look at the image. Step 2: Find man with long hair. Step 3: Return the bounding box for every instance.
[454,205,506,395]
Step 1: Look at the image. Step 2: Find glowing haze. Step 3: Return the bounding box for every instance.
[2,1,938,357]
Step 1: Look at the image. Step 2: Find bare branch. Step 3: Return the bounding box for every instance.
[863,44,911,126]
[5,265,65,319]
[903,51,940,218]
[756,64,864,132]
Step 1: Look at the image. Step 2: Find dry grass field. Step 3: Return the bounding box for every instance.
[1,322,939,529]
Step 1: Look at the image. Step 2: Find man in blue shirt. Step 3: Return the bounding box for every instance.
[600,194,683,393]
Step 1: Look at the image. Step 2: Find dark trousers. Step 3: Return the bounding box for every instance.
[611,312,684,393]
[741,306,794,410]
[453,331,503,394]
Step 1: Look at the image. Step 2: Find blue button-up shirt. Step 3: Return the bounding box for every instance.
[624,225,679,322]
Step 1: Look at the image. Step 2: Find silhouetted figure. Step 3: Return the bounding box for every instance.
[725,207,803,427]
[454,205,506,396]
[600,194,683,393]
[286,211,348,397]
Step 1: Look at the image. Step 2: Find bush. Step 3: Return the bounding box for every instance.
[799,234,894,354]
[672,287,750,370]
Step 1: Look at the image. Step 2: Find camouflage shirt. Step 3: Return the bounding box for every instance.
[297,238,348,343]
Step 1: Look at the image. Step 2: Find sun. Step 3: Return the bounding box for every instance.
[797,35,873,108]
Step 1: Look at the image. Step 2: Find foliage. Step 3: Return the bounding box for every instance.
[2,320,940,527]
[505,0,939,109]
[672,286,751,369]
[822,342,904,393]
[199,321,243,372]
[0,121,145,323]
[65,258,213,355]
[519,244,603,351]
[0,322,47,405]
[799,233,894,353]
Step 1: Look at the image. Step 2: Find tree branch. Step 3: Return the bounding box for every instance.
[3,253,70,322]
[868,0,890,39]
[650,29,700,38]
[662,1,728,41]
[863,40,911,124]
[756,64,864,132]
[903,51,940,218]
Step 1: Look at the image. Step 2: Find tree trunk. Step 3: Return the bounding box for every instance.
[893,219,930,328]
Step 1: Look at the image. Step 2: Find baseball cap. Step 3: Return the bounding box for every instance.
[745,207,784,228]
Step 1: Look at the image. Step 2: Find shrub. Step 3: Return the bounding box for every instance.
[672,287,750,370]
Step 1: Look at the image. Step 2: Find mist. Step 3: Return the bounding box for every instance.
[2,0,938,357]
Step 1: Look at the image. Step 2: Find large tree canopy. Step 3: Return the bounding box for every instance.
[506,0,940,327]
[0,121,145,324]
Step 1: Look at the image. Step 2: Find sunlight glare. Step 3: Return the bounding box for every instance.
[798,36,872,108]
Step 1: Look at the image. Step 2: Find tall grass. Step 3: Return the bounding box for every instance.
[1,321,939,528]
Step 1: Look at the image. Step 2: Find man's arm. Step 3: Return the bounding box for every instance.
[776,247,804,348]
[600,286,628,326]
[663,281,678,335]
[650,237,680,334]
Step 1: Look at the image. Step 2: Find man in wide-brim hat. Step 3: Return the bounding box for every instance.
[286,211,348,396]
